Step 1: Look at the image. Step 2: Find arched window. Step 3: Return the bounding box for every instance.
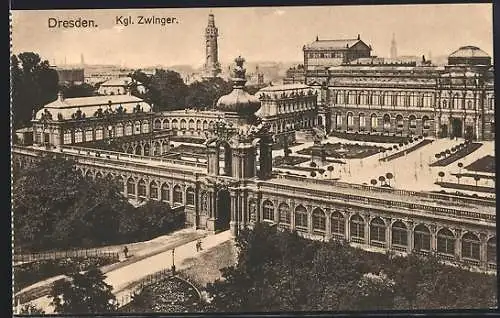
[186,187,195,206]
[347,112,354,129]
[127,177,136,196]
[336,112,342,127]
[164,120,171,129]
[442,100,447,109]
[172,119,178,129]
[461,232,480,260]
[95,172,103,179]
[409,115,417,129]
[188,119,195,130]
[116,176,124,193]
[203,121,208,130]
[196,120,202,130]
[63,131,72,144]
[350,214,365,242]
[422,116,430,130]
[173,185,183,204]
[180,119,187,130]
[370,114,378,130]
[142,120,150,133]
[115,123,124,137]
[143,144,150,156]
[125,123,133,135]
[437,228,455,255]
[95,128,103,140]
[153,142,161,156]
[391,221,408,247]
[330,211,345,237]
[295,205,308,229]
[262,200,274,222]
[396,115,404,130]
[134,121,141,134]
[414,224,431,251]
[75,129,83,143]
[487,237,496,264]
[150,181,158,199]
[278,203,291,224]
[370,217,386,244]
[312,208,326,232]
[154,119,162,130]
[383,114,391,131]
[138,179,147,198]
[359,113,366,130]
[161,183,170,202]
[467,100,473,110]
[85,128,93,141]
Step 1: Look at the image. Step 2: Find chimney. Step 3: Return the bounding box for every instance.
[357,34,360,40]
[316,35,319,41]
[58,91,64,101]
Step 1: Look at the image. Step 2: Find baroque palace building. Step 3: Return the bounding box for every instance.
[14,56,496,271]
[301,37,495,141]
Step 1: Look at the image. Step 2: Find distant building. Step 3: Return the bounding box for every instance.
[303,34,372,71]
[202,14,222,79]
[283,64,306,84]
[98,76,146,96]
[54,67,85,85]
[32,92,152,147]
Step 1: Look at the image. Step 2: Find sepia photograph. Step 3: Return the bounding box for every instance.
[10,3,496,315]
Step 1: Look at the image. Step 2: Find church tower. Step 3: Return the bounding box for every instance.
[203,14,222,79]
[390,33,397,59]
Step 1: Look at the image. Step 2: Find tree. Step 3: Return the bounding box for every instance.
[385,172,394,187]
[186,77,232,109]
[474,175,481,187]
[138,69,188,111]
[438,171,445,182]
[50,266,117,314]
[378,175,386,186]
[370,179,377,186]
[11,52,59,128]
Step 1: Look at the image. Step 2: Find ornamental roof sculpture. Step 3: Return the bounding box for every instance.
[215,56,261,115]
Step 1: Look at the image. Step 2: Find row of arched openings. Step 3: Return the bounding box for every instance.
[154,118,214,131]
[259,200,495,263]
[336,113,430,130]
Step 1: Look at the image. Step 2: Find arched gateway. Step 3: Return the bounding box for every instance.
[203,56,273,236]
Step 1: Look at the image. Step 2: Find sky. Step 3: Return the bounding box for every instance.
[11,4,493,68]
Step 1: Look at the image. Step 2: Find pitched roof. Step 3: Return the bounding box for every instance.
[304,38,364,50]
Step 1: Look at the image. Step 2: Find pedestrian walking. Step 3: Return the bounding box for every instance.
[123,245,129,258]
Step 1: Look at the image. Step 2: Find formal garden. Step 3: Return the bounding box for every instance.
[331,130,413,144]
[430,141,482,167]
[465,155,495,173]
[297,142,389,159]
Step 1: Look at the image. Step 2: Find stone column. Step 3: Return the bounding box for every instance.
[480,234,488,270]
[229,191,238,237]
[344,210,351,242]
[325,210,332,241]
[407,221,414,253]
[454,229,462,260]
[385,219,392,251]
[274,200,279,224]
[364,214,371,244]
[240,192,247,229]
[206,190,216,233]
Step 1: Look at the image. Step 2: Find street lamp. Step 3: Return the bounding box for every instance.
[171,248,176,274]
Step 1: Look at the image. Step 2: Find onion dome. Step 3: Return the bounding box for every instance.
[216,56,261,115]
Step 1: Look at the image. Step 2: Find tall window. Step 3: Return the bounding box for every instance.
[95,128,103,140]
[409,115,417,129]
[180,119,187,130]
[371,114,378,129]
[330,211,345,236]
[347,113,354,129]
[173,185,183,204]
[188,119,195,130]
[422,116,430,130]
[487,237,496,263]
[154,119,162,130]
[350,215,365,241]
[359,113,366,129]
[295,205,308,229]
[370,218,386,243]
[164,120,171,129]
[134,121,141,134]
[161,183,170,202]
[138,179,147,198]
[396,115,404,130]
[125,123,133,135]
[279,203,291,224]
[85,129,93,141]
[116,124,124,137]
[127,178,136,196]
[150,181,158,199]
[461,233,480,260]
[391,221,408,246]
[63,131,72,144]
[172,119,178,129]
[383,114,391,131]
[116,176,124,193]
[312,208,326,232]
[437,228,455,255]
[142,121,150,133]
[336,113,342,127]
[262,200,274,222]
[414,224,431,251]
[186,187,195,206]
